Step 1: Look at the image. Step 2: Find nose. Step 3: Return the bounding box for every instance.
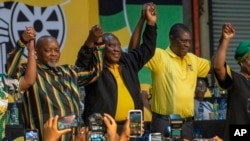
[51,50,59,55]
[113,46,121,51]
[184,40,191,47]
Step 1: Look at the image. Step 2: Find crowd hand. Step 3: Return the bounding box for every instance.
[222,23,235,40]
[145,2,157,26]
[103,113,119,141]
[120,116,130,141]
[213,136,223,141]
[43,115,71,141]
[75,126,89,141]
[85,24,104,47]
[22,26,36,43]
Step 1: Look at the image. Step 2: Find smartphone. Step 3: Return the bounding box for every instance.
[149,133,162,141]
[128,109,142,137]
[57,114,79,130]
[88,113,106,133]
[25,129,39,141]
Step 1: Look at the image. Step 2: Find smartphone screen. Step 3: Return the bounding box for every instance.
[129,110,142,137]
[149,133,162,141]
[57,114,78,130]
[25,129,39,141]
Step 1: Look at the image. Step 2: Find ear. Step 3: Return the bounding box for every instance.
[170,35,174,40]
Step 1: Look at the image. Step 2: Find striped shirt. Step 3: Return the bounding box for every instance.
[7,41,103,141]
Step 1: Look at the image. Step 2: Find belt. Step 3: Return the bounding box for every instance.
[152,112,194,123]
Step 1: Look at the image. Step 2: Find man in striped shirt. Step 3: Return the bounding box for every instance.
[6,25,104,141]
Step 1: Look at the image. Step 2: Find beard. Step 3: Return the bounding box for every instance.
[47,61,58,68]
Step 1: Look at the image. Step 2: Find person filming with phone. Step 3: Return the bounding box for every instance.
[43,113,132,141]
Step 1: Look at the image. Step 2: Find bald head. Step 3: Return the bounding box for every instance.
[35,35,60,67]
[36,35,58,49]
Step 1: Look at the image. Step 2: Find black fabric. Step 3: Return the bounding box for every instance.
[76,24,157,125]
[214,69,250,141]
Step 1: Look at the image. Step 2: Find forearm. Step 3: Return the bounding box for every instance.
[214,37,230,67]
[106,133,119,141]
[75,44,96,68]
[20,48,36,91]
[141,24,157,57]
[77,46,103,86]
[213,37,231,80]
[128,17,145,52]
[119,133,128,141]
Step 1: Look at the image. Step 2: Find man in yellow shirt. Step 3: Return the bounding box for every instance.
[129,23,210,140]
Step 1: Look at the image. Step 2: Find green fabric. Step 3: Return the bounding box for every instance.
[0,74,8,139]
[0,74,19,139]
[234,41,250,63]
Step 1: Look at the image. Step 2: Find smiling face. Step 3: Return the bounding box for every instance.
[169,24,192,58]
[36,36,60,67]
[103,33,122,65]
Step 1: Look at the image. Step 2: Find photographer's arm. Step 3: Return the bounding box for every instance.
[119,117,130,141]
[103,113,120,141]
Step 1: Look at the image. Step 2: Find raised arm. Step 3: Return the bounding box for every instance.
[128,3,147,52]
[6,26,37,91]
[75,25,104,86]
[19,27,37,91]
[213,23,235,81]
[128,2,156,52]
[75,24,103,68]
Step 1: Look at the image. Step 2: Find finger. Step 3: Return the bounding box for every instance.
[103,113,115,124]
[79,127,86,134]
[52,115,59,128]
[44,117,53,128]
[59,128,72,135]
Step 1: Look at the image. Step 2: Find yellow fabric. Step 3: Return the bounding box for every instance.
[14,136,24,141]
[204,89,212,97]
[145,47,210,118]
[108,64,134,121]
[8,95,14,103]
[140,83,152,99]
[143,107,152,121]
[141,83,151,91]
[140,84,152,121]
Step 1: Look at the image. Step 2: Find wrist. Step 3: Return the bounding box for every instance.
[28,52,35,56]
[17,40,26,48]
[20,36,28,44]
[84,37,95,47]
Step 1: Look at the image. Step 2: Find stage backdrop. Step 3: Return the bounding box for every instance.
[0,0,182,85]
